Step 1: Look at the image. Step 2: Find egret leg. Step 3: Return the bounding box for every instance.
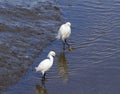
[41,78,46,88]
[65,39,70,48]
[62,41,66,50]
[42,73,46,80]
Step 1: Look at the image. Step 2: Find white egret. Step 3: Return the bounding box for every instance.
[56,22,71,50]
[35,51,56,79]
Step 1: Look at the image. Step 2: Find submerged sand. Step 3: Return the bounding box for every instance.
[0,0,63,91]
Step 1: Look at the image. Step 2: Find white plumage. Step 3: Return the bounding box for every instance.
[56,22,71,41]
[35,51,56,79]
[56,22,71,50]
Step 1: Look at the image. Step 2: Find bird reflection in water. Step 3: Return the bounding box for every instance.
[35,79,48,94]
[58,52,69,82]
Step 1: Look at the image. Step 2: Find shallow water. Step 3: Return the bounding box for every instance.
[3,0,120,94]
[0,0,62,91]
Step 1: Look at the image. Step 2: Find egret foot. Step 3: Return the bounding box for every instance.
[68,46,73,51]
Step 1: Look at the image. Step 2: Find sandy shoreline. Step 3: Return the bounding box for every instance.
[0,1,63,91]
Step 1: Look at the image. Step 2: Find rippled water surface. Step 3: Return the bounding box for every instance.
[3,0,120,94]
[0,0,62,91]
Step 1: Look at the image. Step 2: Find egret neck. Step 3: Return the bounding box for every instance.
[48,54,54,65]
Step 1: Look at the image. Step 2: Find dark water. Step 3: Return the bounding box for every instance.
[2,0,120,94]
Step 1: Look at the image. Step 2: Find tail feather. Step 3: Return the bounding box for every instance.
[56,34,60,39]
[56,30,61,40]
[35,67,38,72]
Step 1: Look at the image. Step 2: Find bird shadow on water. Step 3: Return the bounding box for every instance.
[57,52,69,82]
[35,79,48,94]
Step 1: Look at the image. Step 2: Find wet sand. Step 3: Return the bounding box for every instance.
[0,0,63,91]
[2,0,120,94]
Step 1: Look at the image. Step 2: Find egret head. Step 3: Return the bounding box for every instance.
[66,22,71,27]
[49,51,56,57]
